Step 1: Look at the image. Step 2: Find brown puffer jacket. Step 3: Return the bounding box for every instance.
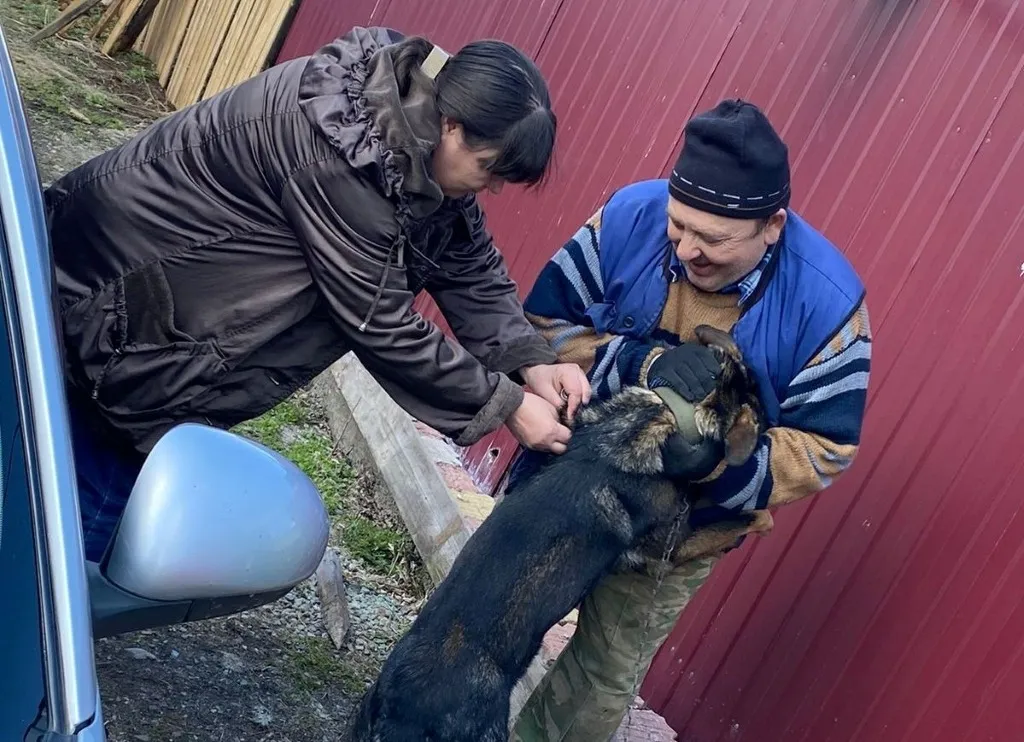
[46,26,555,455]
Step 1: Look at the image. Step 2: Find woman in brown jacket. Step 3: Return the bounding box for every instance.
[46,26,588,560]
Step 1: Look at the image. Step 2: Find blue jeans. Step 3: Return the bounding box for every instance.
[69,398,145,562]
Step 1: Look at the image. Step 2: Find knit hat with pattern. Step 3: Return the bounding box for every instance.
[669,99,790,219]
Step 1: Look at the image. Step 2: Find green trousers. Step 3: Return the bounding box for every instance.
[511,556,718,742]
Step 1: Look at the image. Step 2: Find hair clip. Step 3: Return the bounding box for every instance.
[421,45,450,80]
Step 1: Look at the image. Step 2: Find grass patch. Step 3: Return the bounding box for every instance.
[121,51,158,85]
[233,394,418,580]
[7,0,53,30]
[342,517,411,576]
[18,65,128,129]
[285,635,368,696]
[233,397,349,518]
[4,0,169,136]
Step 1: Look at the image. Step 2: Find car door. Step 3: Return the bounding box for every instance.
[0,23,105,742]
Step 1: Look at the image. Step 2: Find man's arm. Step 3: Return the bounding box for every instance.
[694,300,872,520]
[523,209,665,397]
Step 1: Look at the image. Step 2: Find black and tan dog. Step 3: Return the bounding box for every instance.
[345,325,772,742]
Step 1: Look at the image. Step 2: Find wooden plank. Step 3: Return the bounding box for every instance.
[262,0,301,70]
[102,0,161,56]
[166,4,206,105]
[204,0,294,98]
[250,0,294,74]
[315,548,351,650]
[90,0,126,40]
[241,0,292,78]
[138,0,170,57]
[30,0,105,43]
[232,0,277,81]
[181,0,234,103]
[118,0,161,53]
[149,0,199,88]
[202,0,258,98]
[165,0,241,107]
[100,0,140,53]
[318,355,471,586]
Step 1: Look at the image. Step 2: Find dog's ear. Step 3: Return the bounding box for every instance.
[694,325,743,365]
[723,403,761,465]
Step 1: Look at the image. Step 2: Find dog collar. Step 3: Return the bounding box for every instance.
[652,386,703,445]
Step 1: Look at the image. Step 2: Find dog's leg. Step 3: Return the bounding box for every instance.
[671,510,774,563]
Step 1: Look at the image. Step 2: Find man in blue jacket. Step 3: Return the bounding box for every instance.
[510,100,872,740]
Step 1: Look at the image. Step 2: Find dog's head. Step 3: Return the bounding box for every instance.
[568,326,764,476]
[689,324,765,467]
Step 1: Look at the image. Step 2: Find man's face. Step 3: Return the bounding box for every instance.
[666,197,786,293]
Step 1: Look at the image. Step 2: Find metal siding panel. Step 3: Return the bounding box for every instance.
[275,0,382,61]
[644,1,1024,741]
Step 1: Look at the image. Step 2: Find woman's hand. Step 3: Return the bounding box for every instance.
[520,363,592,421]
[506,392,572,454]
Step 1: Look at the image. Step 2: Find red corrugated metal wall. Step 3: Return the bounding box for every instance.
[641,0,1024,739]
[279,0,1024,738]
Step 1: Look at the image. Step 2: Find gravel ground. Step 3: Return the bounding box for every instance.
[3,3,423,739]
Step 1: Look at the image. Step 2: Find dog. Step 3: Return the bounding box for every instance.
[345,325,771,742]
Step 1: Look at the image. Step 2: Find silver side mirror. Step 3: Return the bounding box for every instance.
[103,423,329,603]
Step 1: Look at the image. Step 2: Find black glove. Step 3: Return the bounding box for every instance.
[648,343,721,402]
[661,431,724,481]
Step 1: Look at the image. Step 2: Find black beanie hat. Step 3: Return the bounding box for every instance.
[669,99,790,220]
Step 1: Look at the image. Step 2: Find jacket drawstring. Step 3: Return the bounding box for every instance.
[359,235,403,332]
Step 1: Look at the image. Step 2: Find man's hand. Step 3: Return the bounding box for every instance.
[507,392,573,454]
[520,363,592,421]
[647,343,721,402]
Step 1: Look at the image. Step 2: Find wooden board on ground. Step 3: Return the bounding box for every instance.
[90,0,126,40]
[30,0,105,43]
[101,0,161,56]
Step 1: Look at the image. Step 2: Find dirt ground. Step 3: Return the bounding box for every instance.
[2,3,427,739]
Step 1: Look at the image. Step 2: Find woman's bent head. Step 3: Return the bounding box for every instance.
[396,37,557,198]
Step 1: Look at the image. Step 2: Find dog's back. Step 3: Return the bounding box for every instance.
[345,331,768,741]
[346,393,682,741]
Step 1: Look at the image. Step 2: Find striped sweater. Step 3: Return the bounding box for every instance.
[523,208,872,519]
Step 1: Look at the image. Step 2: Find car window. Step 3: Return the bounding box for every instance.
[0,250,47,740]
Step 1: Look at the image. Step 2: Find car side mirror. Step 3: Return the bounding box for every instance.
[90,423,330,638]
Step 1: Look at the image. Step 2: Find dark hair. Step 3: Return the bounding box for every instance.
[393,37,557,187]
